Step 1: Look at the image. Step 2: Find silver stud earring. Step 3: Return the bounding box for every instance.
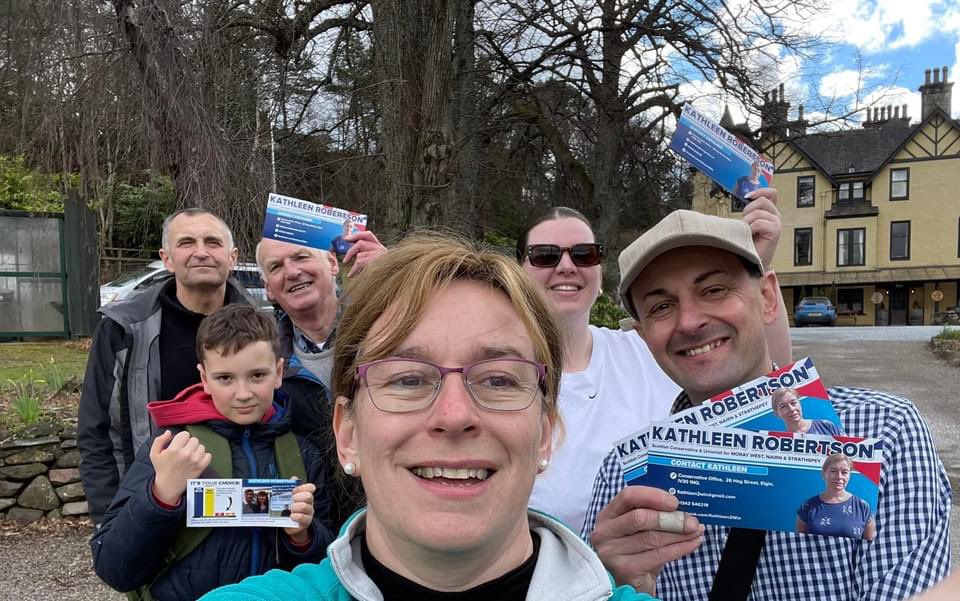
[343,462,356,476]
[538,458,550,473]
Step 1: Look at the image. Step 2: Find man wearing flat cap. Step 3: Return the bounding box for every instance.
[581,210,951,600]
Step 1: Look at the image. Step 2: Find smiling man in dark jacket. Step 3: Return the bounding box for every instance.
[78,208,253,523]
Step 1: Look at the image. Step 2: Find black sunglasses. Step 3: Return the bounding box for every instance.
[525,243,605,268]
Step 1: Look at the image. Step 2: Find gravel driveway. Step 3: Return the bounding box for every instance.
[0,520,119,601]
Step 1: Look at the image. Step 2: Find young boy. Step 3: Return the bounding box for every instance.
[91,304,335,601]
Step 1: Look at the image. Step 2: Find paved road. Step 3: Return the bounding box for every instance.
[792,325,959,567]
[792,325,958,343]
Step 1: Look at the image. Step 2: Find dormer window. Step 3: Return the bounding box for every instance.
[838,181,864,202]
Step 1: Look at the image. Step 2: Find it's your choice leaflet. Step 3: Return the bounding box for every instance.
[615,358,883,537]
[186,479,299,528]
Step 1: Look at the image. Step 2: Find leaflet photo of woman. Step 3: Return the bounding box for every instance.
[732,160,764,210]
[771,387,844,435]
[330,218,355,256]
[796,453,876,540]
[253,490,270,514]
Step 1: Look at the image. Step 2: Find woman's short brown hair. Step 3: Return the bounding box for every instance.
[196,304,280,362]
[333,232,564,430]
[822,452,853,473]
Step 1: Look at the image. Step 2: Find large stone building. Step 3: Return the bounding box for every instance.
[693,66,959,326]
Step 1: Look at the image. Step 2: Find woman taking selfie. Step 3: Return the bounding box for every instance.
[203,233,657,601]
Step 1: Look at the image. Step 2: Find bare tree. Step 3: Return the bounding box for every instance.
[479,0,824,280]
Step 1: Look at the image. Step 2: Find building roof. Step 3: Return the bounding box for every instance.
[792,120,916,177]
[778,265,960,287]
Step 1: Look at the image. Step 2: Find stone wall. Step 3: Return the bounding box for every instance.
[0,423,88,523]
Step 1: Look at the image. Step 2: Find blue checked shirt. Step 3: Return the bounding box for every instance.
[581,387,952,600]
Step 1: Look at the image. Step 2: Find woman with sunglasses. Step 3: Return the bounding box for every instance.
[518,193,790,533]
[203,233,657,601]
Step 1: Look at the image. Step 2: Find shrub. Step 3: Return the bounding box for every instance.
[933,326,960,341]
[6,372,46,426]
[0,155,65,212]
[45,357,65,394]
[590,293,630,330]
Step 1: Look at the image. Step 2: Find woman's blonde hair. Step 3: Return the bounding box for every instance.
[770,387,798,413]
[332,232,564,431]
[822,452,853,473]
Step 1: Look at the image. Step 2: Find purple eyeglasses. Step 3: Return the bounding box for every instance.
[355,357,547,413]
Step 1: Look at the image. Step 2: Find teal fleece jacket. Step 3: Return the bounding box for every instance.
[201,509,658,601]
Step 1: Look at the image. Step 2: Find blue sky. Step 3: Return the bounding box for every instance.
[687,0,959,129]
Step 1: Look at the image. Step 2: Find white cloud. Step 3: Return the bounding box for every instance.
[790,0,960,55]
[819,67,886,100]
[954,40,960,117]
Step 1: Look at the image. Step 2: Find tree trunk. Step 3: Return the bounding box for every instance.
[111,0,223,208]
[371,0,458,235]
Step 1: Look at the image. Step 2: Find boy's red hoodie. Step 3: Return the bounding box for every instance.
[146,383,277,427]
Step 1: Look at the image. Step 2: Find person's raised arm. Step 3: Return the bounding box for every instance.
[742,188,792,366]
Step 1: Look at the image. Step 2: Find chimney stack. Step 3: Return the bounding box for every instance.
[760,84,790,138]
[919,64,954,119]
[788,104,808,137]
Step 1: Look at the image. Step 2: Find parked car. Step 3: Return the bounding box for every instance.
[100,261,269,309]
[794,297,837,327]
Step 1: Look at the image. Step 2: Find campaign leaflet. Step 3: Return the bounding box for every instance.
[186,478,299,528]
[672,357,843,432]
[615,358,841,481]
[638,424,882,538]
[669,104,775,209]
[612,358,882,537]
[262,192,367,256]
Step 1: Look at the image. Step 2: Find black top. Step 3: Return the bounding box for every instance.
[360,532,540,601]
[158,280,237,400]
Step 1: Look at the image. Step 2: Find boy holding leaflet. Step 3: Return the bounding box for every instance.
[91,304,335,601]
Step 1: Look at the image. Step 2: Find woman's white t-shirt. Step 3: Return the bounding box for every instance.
[529,326,680,533]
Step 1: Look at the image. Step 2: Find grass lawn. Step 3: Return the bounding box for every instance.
[0,341,89,383]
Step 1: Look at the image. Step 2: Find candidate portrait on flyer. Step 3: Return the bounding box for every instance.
[771,387,845,436]
[241,488,259,514]
[251,490,270,514]
[796,453,876,540]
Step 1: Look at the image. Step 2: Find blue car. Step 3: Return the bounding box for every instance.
[794,297,837,327]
